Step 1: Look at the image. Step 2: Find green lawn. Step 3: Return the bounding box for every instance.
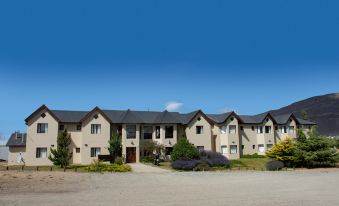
[231,157,269,170]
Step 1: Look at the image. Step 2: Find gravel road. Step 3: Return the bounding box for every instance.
[1,170,338,206]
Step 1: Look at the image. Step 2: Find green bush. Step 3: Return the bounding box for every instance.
[266,137,295,166]
[266,160,284,171]
[141,156,154,163]
[171,138,199,161]
[114,157,124,165]
[193,162,211,171]
[87,160,131,172]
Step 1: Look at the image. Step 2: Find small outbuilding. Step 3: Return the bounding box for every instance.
[6,132,26,165]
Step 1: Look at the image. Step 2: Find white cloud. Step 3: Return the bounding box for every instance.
[165,101,183,111]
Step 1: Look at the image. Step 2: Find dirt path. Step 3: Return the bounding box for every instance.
[128,163,170,173]
[1,170,339,206]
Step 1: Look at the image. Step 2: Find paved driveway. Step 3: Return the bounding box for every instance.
[128,163,170,173]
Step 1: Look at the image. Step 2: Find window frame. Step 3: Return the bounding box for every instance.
[229,125,237,134]
[196,126,204,134]
[90,147,101,157]
[221,145,228,155]
[220,126,227,134]
[37,123,48,134]
[143,126,153,140]
[257,126,263,134]
[91,124,101,134]
[36,147,47,158]
[126,125,137,139]
[265,126,271,134]
[165,126,174,139]
[155,126,161,139]
[230,145,237,154]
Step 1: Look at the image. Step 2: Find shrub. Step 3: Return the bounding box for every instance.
[114,157,124,165]
[266,160,284,171]
[171,138,199,161]
[108,134,122,162]
[171,159,202,171]
[87,160,131,172]
[193,162,211,171]
[266,137,295,166]
[141,156,154,163]
[199,150,230,167]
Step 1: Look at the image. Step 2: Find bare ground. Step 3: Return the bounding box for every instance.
[1,169,339,206]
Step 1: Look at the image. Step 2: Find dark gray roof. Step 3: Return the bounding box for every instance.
[26,106,317,125]
[239,113,270,124]
[207,112,232,123]
[6,132,26,147]
[51,110,88,123]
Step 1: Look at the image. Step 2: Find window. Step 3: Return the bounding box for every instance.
[281,126,287,134]
[220,126,227,134]
[230,145,237,154]
[258,144,265,153]
[197,146,204,152]
[242,145,244,149]
[165,147,173,155]
[251,126,255,131]
[252,145,255,149]
[257,126,263,134]
[59,124,64,130]
[155,126,160,139]
[76,148,80,153]
[288,126,295,133]
[267,144,273,150]
[165,126,173,139]
[91,124,101,134]
[76,125,82,131]
[196,126,204,134]
[90,147,101,157]
[265,126,271,134]
[229,125,237,134]
[221,146,228,155]
[37,123,48,133]
[240,126,243,131]
[143,126,153,139]
[126,125,136,139]
[41,113,46,118]
[36,147,47,158]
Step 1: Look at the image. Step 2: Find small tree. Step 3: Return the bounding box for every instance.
[294,127,338,168]
[266,137,295,166]
[140,141,165,156]
[108,134,122,162]
[301,110,308,120]
[296,128,307,142]
[48,129,72,168]
[171,138,199,161]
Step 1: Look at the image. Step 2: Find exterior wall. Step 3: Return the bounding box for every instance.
[214,116,240,159]
[185,114,213,151]
[276,118,297,142]
[63,123,82,164]
[7,147,26,165]
[256,117,275,155]
[122,124,140,163]
[81,112,111,165]
[240,125,258,155]
[26,110,58,166]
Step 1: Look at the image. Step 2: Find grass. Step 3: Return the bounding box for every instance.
[231,157,269,170]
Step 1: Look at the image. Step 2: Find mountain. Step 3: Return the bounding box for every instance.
[268,93,339,136]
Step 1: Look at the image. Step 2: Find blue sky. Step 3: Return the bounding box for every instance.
[0,0,338,139]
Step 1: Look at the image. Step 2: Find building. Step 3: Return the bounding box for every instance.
[9,105,316,166]
[6,132,26,164]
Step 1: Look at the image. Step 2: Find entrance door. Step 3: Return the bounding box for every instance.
[126,147,136,163]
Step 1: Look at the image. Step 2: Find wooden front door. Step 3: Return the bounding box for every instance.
[126,147,136,163]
